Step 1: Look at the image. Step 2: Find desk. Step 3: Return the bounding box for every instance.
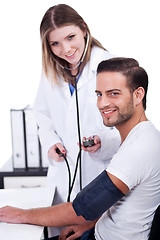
[0,158,48,189]
[0,187,55,240]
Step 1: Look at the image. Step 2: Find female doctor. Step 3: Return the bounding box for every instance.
[34,4,120,237]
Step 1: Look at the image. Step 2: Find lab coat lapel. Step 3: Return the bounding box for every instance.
[76,46,103,90]
[76,61,95,90]
[56,77,72,102]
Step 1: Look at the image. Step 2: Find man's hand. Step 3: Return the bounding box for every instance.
[0,206,25,224]
[59,221,96,240]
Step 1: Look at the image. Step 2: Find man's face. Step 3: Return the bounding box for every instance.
[96,71,135,128]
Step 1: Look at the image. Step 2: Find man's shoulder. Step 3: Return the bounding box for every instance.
[125,121,160,146]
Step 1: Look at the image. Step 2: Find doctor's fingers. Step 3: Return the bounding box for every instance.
[48,146,64,162]
[56,143,67,155]
[82,142,101,153]
[93,135,101,144]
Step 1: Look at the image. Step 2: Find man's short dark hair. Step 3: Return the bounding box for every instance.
[97,58,148,110]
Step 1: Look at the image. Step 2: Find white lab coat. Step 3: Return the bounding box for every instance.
[34,46,121,236]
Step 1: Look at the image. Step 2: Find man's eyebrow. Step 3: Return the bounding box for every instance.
[95,89,121,93]
[106,89,121,93]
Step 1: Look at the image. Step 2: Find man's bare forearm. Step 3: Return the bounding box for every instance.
[0,202,86,227]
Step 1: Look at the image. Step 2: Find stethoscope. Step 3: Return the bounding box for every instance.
[54,32,90,201]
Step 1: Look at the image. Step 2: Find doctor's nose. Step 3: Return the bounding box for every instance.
[61,42,71,53]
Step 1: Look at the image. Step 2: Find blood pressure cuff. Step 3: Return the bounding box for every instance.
[72,170,124,221]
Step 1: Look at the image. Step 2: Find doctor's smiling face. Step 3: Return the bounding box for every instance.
[48,25,86,68]
[96,71,135,128]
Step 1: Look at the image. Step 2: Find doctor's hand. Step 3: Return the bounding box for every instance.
[81,135,101,154]
[48,143,66,162]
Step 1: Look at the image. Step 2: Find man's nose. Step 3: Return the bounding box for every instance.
[97,96,111,109]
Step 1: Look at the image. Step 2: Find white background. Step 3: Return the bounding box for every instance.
[0,0,160,167]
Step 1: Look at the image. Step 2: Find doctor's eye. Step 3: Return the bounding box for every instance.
[68,34,75,40]
[51,42,59,47]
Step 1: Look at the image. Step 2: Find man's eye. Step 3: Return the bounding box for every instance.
[110,92,119,96]
[68,35,75,40]
[96,93,102,97]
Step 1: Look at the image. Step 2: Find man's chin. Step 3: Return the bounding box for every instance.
[103,120,114,128]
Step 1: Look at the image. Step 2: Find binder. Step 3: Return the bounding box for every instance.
[10,108,27,169]
[10,106,48,169]
[24,108,40,168]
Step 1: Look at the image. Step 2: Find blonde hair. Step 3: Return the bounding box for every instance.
[40,4,106,83]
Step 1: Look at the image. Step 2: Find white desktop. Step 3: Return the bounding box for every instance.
[0,187,55,240]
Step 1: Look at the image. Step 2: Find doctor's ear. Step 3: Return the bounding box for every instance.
[81,22,88,35]
[134,87,145,106]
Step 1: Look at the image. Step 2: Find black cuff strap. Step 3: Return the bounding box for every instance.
[73,170,124,221]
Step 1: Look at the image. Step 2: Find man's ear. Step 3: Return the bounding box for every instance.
[134,87,145,106]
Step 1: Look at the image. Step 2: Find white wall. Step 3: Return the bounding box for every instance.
[0,0,159,167]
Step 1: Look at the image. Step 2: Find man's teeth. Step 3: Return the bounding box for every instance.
[104,110,113,114]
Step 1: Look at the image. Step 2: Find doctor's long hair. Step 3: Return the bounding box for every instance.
[40,4,106,83]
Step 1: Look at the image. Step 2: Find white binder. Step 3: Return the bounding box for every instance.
[10,108,27,169]
[10,106,48,169]
[24,108,40,168]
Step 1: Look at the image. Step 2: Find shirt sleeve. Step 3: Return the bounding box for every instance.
[106,142,149,190]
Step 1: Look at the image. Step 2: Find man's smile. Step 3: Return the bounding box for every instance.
[102,109,117,118]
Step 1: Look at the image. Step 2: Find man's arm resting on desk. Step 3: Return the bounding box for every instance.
[0,170,128,227]
[0,203,86,227]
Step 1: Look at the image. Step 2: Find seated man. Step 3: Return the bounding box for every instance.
[0,57,160,240]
